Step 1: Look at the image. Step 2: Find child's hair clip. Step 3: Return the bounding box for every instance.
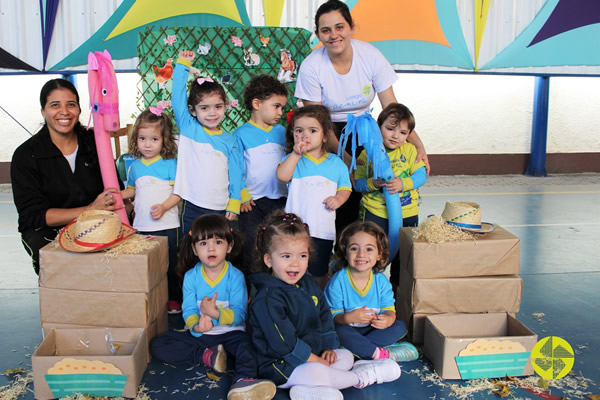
[262,226,267,230]
[230,227,233,232]
[197,77,214,85]
[189,230,192,237]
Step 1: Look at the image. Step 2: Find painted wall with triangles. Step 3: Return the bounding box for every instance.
[1,0,600,75]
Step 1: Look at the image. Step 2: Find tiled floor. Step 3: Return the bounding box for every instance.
[1,174,599,399]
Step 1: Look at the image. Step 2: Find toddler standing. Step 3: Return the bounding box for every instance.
[276,105,351,289]
[120,109,182,313]
[172,50,244,236]
[235,74,288,273]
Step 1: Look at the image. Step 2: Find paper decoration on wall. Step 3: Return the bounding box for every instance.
[152,58,174,88]
[197,42,211,55]
[45,358,127,397]
[277,48,297,82]
[231,35,243,47]
[260,34,270,47]
[138,26,312,132]
[455,339,531,379]
[243,47,260,66]
[163,34,177,46]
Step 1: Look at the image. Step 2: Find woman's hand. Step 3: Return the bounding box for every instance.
[89,188,123,211]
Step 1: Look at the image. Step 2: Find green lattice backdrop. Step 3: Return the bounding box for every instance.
[138,26,312,133]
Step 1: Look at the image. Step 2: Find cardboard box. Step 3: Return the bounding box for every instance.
[40,278,168,327]
[42,306,168,362]
[396,292,430,344]
[399,273,522,314]
[32,328,147,399]
[423,313,537,380]
[399,226,520,279]
[39,236,168,292]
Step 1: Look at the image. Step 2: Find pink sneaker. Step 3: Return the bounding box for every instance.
[202,344,227,373]
[167,300,182,314]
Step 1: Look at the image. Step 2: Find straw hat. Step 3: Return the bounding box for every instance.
[441,201,495,233]
[59,210,137,252]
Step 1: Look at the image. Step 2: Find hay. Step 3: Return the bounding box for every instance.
[413,216,480,244]
[0,371,33,400]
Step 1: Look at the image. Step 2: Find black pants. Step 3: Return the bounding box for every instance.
[150,329,258,383]
[239,197,286,275]
[21,226,61,275]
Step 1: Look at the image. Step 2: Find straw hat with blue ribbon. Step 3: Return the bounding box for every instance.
[441,201,495,233]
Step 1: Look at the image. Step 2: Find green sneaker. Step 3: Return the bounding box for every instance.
[385,342,419,362]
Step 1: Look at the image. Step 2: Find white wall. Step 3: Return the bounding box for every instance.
[1,73,599,162]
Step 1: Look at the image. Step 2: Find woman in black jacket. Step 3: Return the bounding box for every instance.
[11,78,122,274]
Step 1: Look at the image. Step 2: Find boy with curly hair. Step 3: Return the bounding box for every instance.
[234,74,289,274]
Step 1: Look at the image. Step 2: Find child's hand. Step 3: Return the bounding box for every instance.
[372,178,386,189]
[384,177,404,194]
[225,211,238,221]
[240,200,255,213]
[293,133,307,155]
[347,306,376,324]
[194,314,214,333]
[150,204,166,220]
[178,50,196,62]
[200,293,219,319]
[323,196,342,211]
[321,349,337,365]
[370,312,394,330]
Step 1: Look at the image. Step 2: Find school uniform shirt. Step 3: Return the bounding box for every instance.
[249,272,339,385]
[234,121,287,202]
[127,156,179,231]
[182,261,247,337]
[295,39,398,123]
[284,153,352,240]
[172,59,243,214]
[354,142,426,219]
[324,268,396,328]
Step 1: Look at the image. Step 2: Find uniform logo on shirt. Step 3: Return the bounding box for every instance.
[400,155,407,163]
[312,296,318,306]
[362,85,372,96]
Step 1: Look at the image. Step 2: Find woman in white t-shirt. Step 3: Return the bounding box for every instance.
[295,0,429,235]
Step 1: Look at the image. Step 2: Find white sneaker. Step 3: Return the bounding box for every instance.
[352,359,401,389]
[289,385,343,400]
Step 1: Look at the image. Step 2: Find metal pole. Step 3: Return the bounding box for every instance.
[525,76,550,177]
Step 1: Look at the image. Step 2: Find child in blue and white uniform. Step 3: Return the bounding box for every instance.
[276,105,351,289]
[234,74,288,273]
[325,221,419,362]
[150,214,276,400]
[172,50,244,236]
[120,109,182,313]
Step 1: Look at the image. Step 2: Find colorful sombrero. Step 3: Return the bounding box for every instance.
[59,210,137,253]
[440,201,495,233]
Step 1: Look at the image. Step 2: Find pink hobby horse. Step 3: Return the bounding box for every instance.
[88,50,129,225]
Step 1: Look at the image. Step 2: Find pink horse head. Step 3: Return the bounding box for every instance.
[87,50,129,225]
[88,50,120,131]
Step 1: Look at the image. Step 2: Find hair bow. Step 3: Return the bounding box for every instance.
[149,105,163,116]
[197,77,214,85]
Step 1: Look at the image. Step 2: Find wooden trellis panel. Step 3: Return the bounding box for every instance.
[138,26,312,133]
